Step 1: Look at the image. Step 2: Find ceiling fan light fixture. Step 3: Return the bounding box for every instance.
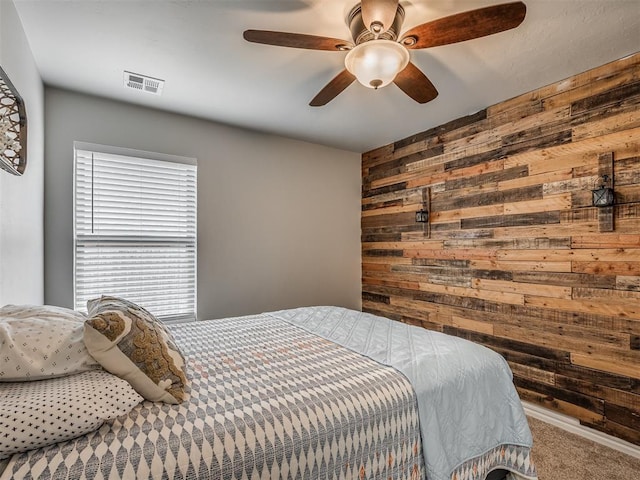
[344,40,409,89]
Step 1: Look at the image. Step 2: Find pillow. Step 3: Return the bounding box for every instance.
[83,296,187,404]
[0,369,143,460]
[0,304,100,381]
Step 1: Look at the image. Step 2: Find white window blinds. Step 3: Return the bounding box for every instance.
[74,146,197,322]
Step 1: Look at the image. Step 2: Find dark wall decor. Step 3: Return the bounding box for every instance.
[0,66,27,175]
[361,53,640,445]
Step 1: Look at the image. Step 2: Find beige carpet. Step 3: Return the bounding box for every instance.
[527,416,640,480]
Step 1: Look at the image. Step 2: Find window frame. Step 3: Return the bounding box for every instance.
[72,141,197,323]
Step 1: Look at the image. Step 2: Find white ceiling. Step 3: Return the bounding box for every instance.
[13,0,640,153]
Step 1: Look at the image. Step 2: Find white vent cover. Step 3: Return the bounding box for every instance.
[123,71,164,96]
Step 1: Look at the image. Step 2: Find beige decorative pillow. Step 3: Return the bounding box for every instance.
[83,296,187,404]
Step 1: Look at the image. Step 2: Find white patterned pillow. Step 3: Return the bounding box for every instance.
[0,369,143,460]
[0,305,100,381]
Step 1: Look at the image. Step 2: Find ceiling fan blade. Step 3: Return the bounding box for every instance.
[400,1,526,49]
[310,70,356,107]
[243,30,352,51]
[393,62,438,104]
[361,0,399,35]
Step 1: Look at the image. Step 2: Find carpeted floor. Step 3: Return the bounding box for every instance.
[527,416,640,480]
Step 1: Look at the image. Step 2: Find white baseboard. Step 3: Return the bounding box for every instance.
[522,401,640,460]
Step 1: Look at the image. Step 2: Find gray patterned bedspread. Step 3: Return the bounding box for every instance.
[271,307,537,480]
[2,312,424,480]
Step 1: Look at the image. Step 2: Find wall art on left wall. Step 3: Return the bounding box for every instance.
[0,65,27,175]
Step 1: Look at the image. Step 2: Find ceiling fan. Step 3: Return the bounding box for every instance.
[243,1,526,106]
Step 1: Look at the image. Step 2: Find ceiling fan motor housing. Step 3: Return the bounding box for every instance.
[348,4,405,44]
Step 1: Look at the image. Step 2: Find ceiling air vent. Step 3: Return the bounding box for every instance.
[123,71,164,96]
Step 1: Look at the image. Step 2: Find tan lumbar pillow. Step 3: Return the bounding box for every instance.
[83,296,187,404]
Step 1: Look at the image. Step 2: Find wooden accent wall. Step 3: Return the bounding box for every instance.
[361,53,640,445]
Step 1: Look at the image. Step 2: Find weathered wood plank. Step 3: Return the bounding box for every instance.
[361,211,416,228]
[452,315,494,335]
[543,176,598,196]
[516,386,605,423]
[361,249,404,257]
[412,258,470,268]
[615,156,640,186]
[362,144,393,170]
[499,168,573,191]
[361,203,417,217]
[369,162,442,190]
[434,184,542,211]
[427,227,495,241]
[508,362,556,386]
[432,204,504,223]
[446,165,529,191]
[490,53,640,116]
[572,108,640,142]
[503,127,640,173]
[525,295,640,320]
[361,185,423,206]
[393,110,487,151]
[503,193,573,215]
[404,248,498,261]
[362,275,420,290]
[582,418,640,445]
[501,107,572,146]
[614,184,640,204]
[511,271,616,289]
[461,211,561,229]
[496,323,631,356]
[363,181,408,198]
[362,240,443,250]
[361,292,390,304]
[501,303,640,335]
[444,237,571,250]
[366,145,444,181]
[362,263,392,275]
[405,158,506,189]
[573,261,640,276]
[571,234,640,248]
[555,375,640,410]
[605,403,640,431]
[361,198,404,212]
[473,278,572,299]
[571,81,640,116]
[617,276,640,291]
[419,282,525,305]
[444,326,572,362]
[497,248,640,262]
[571,352,640,380]
[573,287,640,302]
[470,260,573,272]
[543,63,640,112]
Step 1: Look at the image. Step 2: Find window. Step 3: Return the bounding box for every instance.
[74,143,197,322]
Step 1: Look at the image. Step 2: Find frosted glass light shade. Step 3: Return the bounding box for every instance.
[345,40,410,89]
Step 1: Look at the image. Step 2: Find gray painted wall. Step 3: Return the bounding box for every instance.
[45,88,361,319]
[0,0,44,305]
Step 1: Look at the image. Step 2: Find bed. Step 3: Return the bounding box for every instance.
[0,303,537,480]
